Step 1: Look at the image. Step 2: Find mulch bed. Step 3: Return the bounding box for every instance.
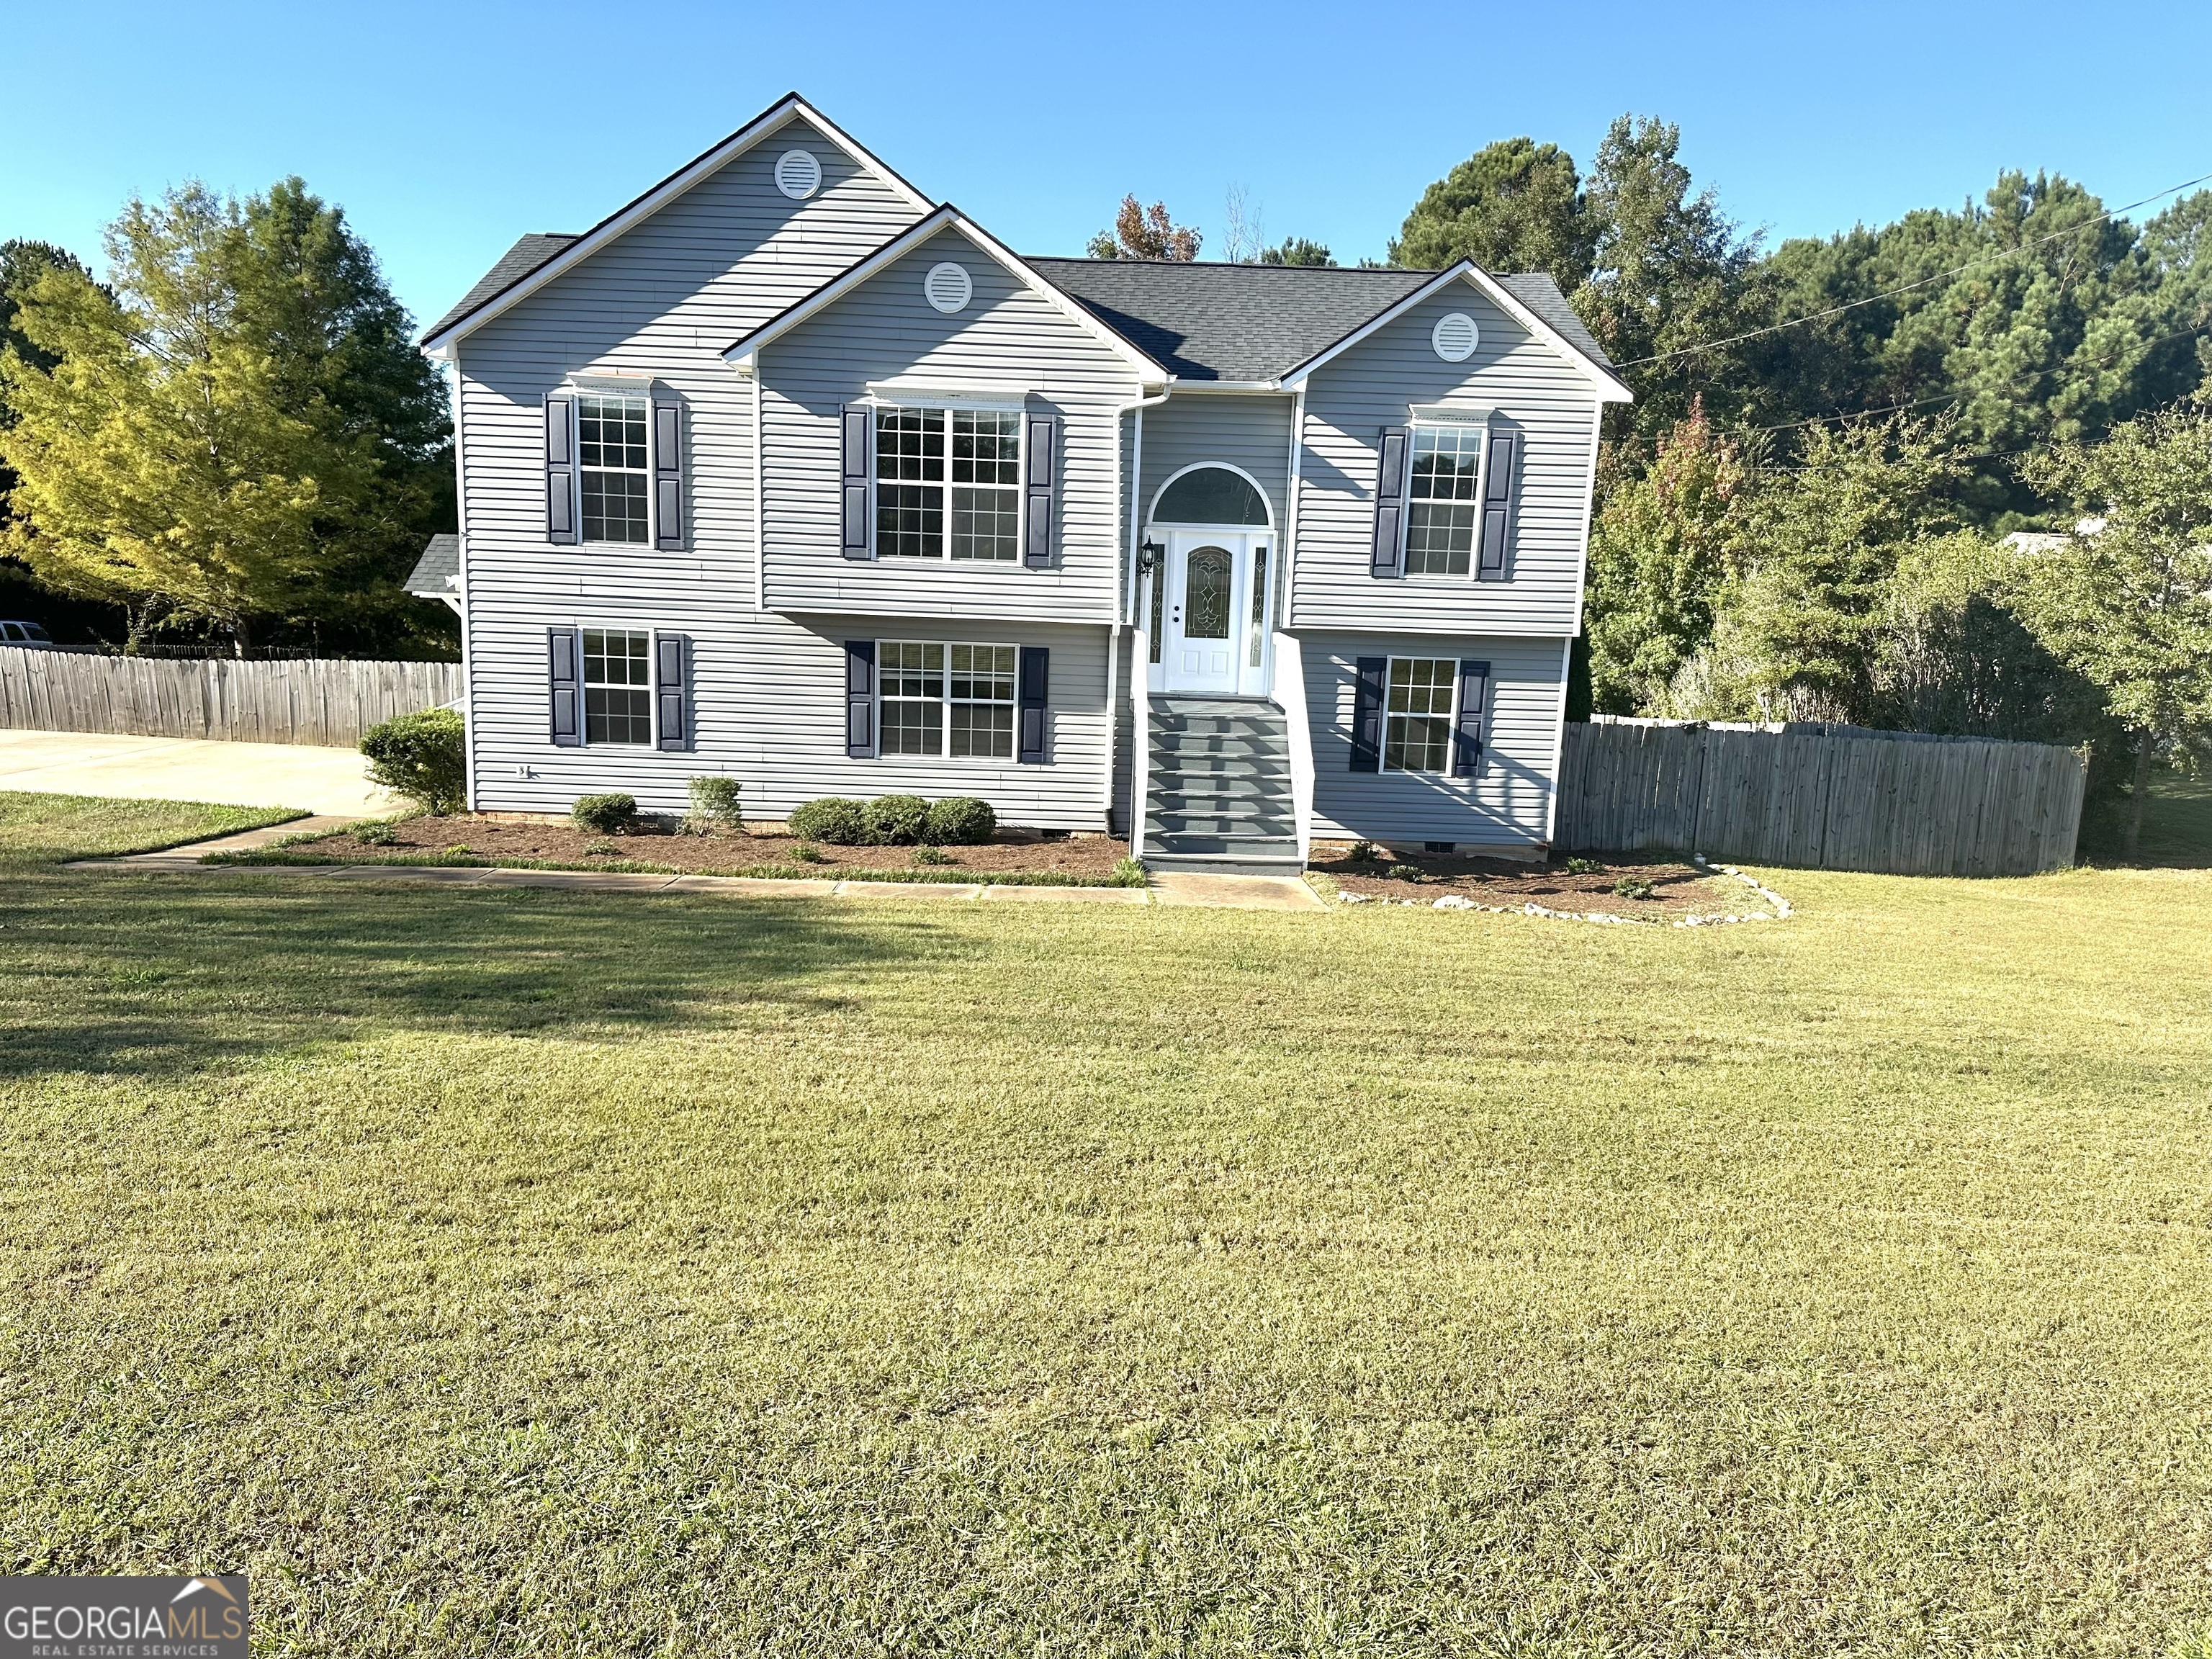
[250,814,1130,881]
[1310,848,1756,917]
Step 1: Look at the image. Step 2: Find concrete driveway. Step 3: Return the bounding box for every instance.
[0,729,398,816]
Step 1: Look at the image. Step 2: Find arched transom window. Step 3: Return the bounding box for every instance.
[1153,467,1269,526]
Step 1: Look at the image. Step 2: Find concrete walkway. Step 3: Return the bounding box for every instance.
[71,824,1330,911]
[0,729,399,816]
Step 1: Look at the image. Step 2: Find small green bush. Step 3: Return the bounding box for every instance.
[791,842,827,863]
[1565,855,1603,875]
[1346,840,1381,863]
[571,793,637,835]
[353,820,397,845]
[866,793,932,846]
[359,708,466,814]
[1111,856,1148,888]
[583,838,619,857]
[912,845,952,866]
[788,798,868,844]
[687,775,742,832]
[925,796,997,846]
[1390,863,1426,883]
[1613,875,1657,900]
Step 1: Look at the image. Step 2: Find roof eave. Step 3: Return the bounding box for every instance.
[418,94,933,354]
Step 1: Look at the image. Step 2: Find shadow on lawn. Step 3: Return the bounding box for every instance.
[0,871,945,1081]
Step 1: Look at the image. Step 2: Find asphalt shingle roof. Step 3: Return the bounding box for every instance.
[405,533,460,597]
[423,233,1617,386]
[423,234,577,341]
[1024,260,1431,382]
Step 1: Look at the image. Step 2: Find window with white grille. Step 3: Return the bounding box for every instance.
[1405,425,1482,576]
[875,407,1021,561]
[577,394,650,544]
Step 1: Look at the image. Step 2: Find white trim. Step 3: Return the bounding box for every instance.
[1378,653,1462,775]
[453,362,477,809]
[1283,388,1305,629]
[421,96,932,353]
[573,622,661,750]
[1544,637,1573,847]
[873,638,1022,762]
[752,355,767,611]
[1407,403,1493,423]
[867,400,1025,565]
[1570,400,1603,637]
[863,381,1032,410]
[723,207,1169,387]
[1278,264,1634,403]
[1399,416,1493,585]
[1144,461,1277,530]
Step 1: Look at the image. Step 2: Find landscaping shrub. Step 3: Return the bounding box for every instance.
[912,845,952,866]
[787,798,869,844]
[359,708,466,814]
[925,796,997,846]
[1565,855,1603,875]
[571,793,637,835]
[864,793,931,845]
[353,820,397,845]
[1111,856,1148,888]
[686,775,742,833]
[1613,875,1657,899]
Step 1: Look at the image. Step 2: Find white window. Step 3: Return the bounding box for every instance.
[577,394,650,544]
[583,628,653,745]
[1405,424,1483,576]
[1384,657,1457,773]
[878,641,1017,758]
[875,406,1020,561]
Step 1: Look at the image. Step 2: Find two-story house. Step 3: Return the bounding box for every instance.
[414,94,1629,873]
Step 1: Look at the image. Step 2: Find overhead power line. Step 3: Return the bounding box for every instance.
[1612,167,2212,369]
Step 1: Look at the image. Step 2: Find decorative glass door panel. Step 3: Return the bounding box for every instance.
[1161,536,1244,693]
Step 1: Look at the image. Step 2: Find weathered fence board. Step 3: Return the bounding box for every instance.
[0,649,462,747]
[1558,717,2085,877]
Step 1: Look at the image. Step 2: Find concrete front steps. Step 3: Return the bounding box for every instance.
[1141,696,1305,877]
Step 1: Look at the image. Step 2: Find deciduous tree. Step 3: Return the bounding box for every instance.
[1087,196,1201,261]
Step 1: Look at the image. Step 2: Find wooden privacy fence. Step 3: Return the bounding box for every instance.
[1556,717,2086,876]
[0,649,462,748]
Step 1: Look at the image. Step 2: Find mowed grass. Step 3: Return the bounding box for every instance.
[1,796,2209,1655]
[0,788,298,867]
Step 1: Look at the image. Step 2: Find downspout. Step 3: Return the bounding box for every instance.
[440,349,477,811]
[1274,386,1314,860]
[1115,384,1172,855]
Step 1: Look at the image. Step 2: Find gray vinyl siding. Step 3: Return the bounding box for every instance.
[759,227,1143,622]
[1300,632,1567,846]
[469,608,1113,830]
[453,119,922,760]
[1138,393,1293,532]
[1290,281,1601,636]
[1110,627,1136,837]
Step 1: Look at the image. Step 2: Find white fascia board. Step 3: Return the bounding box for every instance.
[722,209,1169,389]
[419,94,932,354]
[1279,264,1635,403]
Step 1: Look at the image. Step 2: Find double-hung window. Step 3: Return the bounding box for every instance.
[1405,424,1483,576]
[578,394,651,544]
[878,641,1017,757]
[875,406,1021,560]
[583,627,653,745]
[1383,657,1457,773]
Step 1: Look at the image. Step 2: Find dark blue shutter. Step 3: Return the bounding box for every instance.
[1023,411,1059,568]
[841,405,873,558]
[845,639,876,757]
[549,627,581,745]
[655,633,689,751]
[1452,659,1490,777]
[545,395,577,544]
[1478,428,1516,580]
[1370,427,1408,576]
[653,401,684,552]
[1350,656,1385,771]
[1017,646,1049,763]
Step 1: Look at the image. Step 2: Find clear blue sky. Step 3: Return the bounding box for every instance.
[6,0,2207,333]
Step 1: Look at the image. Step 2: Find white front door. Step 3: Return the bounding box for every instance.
[1161,531,1247,694]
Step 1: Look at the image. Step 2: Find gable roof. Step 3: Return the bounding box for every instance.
[1277,263,1632,401]
[721,208,1169,385]
[1022,261,1432,384]
[418,92,932,354]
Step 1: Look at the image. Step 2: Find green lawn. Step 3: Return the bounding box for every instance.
[2080,771,2212,868]
[2,797,2208,1655]
[0,788,299,867]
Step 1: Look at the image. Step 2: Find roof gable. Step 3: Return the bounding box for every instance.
[420,94,931,353]
[723,210,1168,385]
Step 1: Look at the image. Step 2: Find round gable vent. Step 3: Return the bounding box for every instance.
[1432,312,1480,362]
[775,150,822,199]
[925,261,973,314]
